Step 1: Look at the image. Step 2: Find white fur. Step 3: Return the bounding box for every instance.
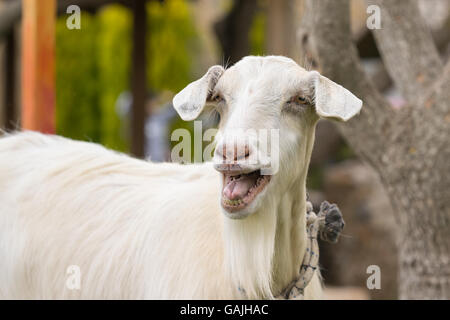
[0,56,361,299]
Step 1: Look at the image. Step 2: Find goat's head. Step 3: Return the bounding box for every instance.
[173,56,362,219]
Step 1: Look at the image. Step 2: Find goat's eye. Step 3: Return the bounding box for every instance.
[291,95,307,104]
[212,94,224,103]
[297,96,306,103]
[284,94,310,114]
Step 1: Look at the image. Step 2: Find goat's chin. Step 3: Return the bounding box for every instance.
[220,196,262,219]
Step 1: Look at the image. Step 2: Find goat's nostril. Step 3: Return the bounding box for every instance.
[215,145,227,160]
[217,144,251,162]
[233,145,250,161]
[221,145,227,160]
[242,145,250,159]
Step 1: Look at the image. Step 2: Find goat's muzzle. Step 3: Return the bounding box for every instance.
[219,168,271,215]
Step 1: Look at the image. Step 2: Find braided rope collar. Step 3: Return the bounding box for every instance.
[276,200,345,299]
[238,200,345,300]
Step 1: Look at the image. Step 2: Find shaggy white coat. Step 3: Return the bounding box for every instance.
[0,56,361,299]
[0,131,322,299]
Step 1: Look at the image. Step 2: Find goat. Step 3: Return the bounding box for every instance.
[0,56,361,299]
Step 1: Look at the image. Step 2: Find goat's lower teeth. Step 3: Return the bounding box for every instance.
[225,199,240,206]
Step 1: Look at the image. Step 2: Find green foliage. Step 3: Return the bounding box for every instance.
[147,0,200,161]
[336,143,356,161]
[306,165,324,190]
[55,1,199,153]
[146,0,198,93]
[55,13,100,142]
[55,7,131,152]
[249,10,266,56]
[97,5,132,152]
[306,142,356,190]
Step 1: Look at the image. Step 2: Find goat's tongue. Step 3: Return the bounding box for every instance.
[223,173,258,200]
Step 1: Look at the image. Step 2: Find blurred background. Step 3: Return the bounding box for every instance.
[0,0,449,300]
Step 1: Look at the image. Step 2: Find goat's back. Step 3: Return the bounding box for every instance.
[0,131,229,299]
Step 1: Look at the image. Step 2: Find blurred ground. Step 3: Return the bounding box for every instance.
[323,286,370,300]
[311,159,398,299]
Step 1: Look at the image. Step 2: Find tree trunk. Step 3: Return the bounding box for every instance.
[384,157,450,299]
[299,0,450,299]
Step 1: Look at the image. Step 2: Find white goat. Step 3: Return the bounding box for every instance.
[0,56,361,299]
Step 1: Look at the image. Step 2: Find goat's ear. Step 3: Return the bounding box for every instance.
[309,71,362,122]
[173,65,224,121]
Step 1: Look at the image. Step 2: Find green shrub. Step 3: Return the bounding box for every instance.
[97,5,132,152]
[147,0,198,93]
[56,12,100,142]
[250,10,266,56]
[55,1,199,153]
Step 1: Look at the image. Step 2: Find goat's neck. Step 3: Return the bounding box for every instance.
[270,178,308,296]
[223,127,316,299]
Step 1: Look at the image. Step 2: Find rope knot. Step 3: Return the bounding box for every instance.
[276,200,345,300]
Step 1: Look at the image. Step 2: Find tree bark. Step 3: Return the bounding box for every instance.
[299,0,450,299]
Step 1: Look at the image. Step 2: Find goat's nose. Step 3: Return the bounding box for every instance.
[216,144,251,162]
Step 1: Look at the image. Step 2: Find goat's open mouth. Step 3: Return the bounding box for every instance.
[221,169,271,212]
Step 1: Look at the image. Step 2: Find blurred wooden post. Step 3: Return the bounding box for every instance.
[4,30,16,130]
[266,0,296,57]
[21,0,56,133]
[131,0,147,158]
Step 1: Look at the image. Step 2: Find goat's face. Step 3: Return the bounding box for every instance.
[173,56,362,219]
